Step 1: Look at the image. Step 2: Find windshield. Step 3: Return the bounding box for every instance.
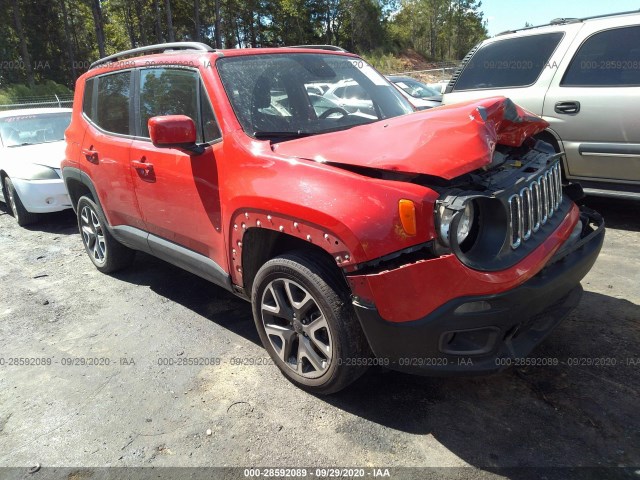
[216,53,413,140]
[392,79,440,98]
[0,112,71,147]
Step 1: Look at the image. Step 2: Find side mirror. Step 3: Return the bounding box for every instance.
[148,115,203,155]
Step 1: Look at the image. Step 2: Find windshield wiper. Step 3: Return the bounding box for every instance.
[253,122,370,141]
[253,130,313,140]
[317,123,366,134]
[7,142,34,147]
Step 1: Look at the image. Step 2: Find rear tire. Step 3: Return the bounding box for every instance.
[77,196,135,273]
[251,250,370,394]
[4,177,38,226]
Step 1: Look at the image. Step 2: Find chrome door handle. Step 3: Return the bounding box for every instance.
[555,101,581,114]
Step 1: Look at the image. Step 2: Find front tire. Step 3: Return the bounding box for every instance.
[251,251,370,394]
[77,196,135,273]
[4,177,38,226]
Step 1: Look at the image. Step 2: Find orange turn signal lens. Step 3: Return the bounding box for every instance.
[398,199,417,236]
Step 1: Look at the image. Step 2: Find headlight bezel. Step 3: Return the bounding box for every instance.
[436,199,477,250]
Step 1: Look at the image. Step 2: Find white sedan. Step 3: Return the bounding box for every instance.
[0,108,72,226]
[386,76,442,110]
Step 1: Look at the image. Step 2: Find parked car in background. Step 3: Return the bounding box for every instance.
[386,75,442,109]
[0,108,72,225]
[62,43,603,394]
[443,10,640,200]
[427,81,449,94]
[322,80,378,116]
[305,82,332,95]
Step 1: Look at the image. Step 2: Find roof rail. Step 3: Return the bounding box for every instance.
[90,42,215,69]
[288,45,348,52]
[549,17,581,25]
[496,9,640,36]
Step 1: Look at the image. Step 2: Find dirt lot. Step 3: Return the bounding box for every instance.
[0,197,638,479]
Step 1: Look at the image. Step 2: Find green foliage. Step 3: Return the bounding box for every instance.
[0,80,72,103]
[389,0,488,61]
[0,0,488,92]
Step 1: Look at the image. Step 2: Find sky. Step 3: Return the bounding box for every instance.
[480,0,640,36]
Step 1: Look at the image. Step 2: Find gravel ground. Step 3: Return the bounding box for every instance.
[0,196,638,479]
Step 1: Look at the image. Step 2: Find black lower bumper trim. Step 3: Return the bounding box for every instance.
[353,206,605,375]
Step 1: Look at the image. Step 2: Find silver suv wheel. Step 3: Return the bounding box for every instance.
[260,278,333,379]
[80,205,107,265]
[75,196,135,273]
[252,251,371,394]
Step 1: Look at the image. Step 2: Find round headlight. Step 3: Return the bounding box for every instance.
[437,201,475,247]
[456,202,475,244]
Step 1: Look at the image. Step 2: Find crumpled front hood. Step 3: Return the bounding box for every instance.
[272,97,548,180]
[2,140,66,169]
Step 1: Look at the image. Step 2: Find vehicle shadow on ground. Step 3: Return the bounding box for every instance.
[0,203,77,235]
[324,290,639,474]
[112,251,260,344]
[583,196,639,232]
[0,203,13,218]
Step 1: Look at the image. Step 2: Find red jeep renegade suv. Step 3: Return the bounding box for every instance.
[62,42,604,393]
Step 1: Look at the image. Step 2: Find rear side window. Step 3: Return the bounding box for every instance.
[95,71,131,135]
[562,26,640,87]
[139,68,200,139]
[453,33,564,90]
[82,78,95,117]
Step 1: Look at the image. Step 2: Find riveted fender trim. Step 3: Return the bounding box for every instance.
[229,209,355,287]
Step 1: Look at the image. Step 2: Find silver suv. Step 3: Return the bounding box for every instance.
[443,10,640,200]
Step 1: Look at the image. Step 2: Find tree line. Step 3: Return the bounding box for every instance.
[0,0,487,94]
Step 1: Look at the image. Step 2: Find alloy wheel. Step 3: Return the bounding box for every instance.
[80,205,107,263]
[260,278,333,379]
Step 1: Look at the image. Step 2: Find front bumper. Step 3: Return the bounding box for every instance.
[351,207,605,375]
[10,178,72,213]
